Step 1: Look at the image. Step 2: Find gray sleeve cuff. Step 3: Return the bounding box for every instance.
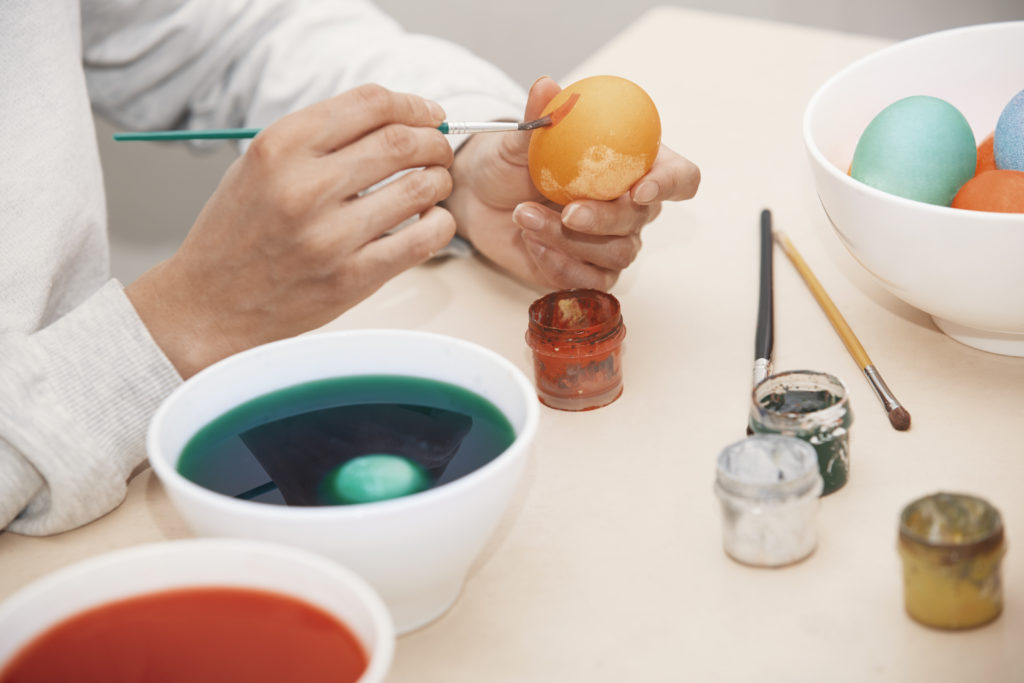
[0,280,182,535]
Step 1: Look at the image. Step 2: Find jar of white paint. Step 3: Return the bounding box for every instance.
[714,434,824,567]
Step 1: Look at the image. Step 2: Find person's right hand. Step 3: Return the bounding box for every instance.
[126,85,455,378]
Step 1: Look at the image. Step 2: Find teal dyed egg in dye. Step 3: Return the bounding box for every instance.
[994,89,1024,172]
[329,454,431,504]
[851,95,976,206]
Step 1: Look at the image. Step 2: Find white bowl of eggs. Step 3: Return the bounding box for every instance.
[803,21,1024,355]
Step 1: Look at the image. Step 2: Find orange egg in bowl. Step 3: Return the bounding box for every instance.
[528,75,661,205]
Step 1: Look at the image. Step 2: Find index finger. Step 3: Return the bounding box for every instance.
[269,83,446,154]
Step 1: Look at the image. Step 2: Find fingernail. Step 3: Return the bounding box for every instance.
[427,100,445,122]
[530,75,554,90]
[513,204,544,231]
[563,204,595,230]
[633,180,659,204]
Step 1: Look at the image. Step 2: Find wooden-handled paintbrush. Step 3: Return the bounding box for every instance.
[774,230,911,431]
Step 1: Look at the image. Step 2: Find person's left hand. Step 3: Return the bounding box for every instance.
[444,76,700,291]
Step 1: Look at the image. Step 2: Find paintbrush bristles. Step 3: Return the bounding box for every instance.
[889,406,911,431]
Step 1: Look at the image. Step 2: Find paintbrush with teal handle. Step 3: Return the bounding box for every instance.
[114,94,580,141]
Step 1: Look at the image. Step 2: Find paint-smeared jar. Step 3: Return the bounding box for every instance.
[525,289,625,411]
[749,370,852,496]
[898,492,1006,629]
[714,434,824,567]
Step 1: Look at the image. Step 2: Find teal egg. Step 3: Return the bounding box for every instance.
[851,95,976,206]
[328,454,431,504]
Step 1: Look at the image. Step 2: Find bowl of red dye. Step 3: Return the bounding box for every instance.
[804,21,1024,355]
[0,538,393,683]
[148,329,539,634]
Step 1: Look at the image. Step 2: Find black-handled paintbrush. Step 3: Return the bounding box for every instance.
[753,208,774,387]
[746,209,774,435]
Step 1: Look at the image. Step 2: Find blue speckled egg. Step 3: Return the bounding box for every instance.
[994,89,1024,172]
[851,95,976,206]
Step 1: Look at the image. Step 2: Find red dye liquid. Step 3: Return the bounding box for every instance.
[0,587,368,683]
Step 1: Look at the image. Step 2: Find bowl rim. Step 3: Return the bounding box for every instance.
[0,538,395,681]
[802,20,1024,225]
[147,328,540,520]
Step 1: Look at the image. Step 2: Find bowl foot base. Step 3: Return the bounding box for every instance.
[388,578,463,635]
[932,317,1024,357]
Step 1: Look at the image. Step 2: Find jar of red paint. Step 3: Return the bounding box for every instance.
[525,289,626,411]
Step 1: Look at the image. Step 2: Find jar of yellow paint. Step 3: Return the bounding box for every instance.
[898,492,1006,629]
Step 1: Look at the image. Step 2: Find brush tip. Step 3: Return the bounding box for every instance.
[547,92,581,126]
[888,406,911,431]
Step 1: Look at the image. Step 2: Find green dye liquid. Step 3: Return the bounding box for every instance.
[178,375,516,506]
[751,389,852,496]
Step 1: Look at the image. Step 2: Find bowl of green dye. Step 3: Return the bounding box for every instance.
[804,22,1024,355]
[148,329,539,634]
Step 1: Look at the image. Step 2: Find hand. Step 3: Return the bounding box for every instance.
[127,84,455,378]
[445,76,700,291]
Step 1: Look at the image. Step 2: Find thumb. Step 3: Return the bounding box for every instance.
[503,76,563,162]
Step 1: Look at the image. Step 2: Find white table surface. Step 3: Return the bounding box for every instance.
[3,7,1023,682]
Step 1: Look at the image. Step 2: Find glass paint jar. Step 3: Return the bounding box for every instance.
[748,370,852,496]
[714,434,824,567]
[898,492,1006,629]
[525,289,625,411]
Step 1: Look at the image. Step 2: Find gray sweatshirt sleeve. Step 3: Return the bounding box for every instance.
[83,0,527,141]
[0,282,182,535]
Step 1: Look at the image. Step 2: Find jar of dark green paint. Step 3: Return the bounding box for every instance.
[748,370,852,496]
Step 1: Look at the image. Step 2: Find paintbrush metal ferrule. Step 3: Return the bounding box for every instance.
[437,121,526,135]
[752,358,772,387]
[863,365,898,411]
[863,365,911,430]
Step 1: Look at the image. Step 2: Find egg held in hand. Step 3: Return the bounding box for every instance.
[851,95,976,206]
[528,75,661,205]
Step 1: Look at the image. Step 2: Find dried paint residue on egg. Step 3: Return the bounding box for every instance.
[537,144,650,203]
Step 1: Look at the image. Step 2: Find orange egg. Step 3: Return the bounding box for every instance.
[976,133,996,175]
[952,170,1024,213]
[528,75,661,205]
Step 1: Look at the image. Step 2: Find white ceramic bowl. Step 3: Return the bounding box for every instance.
[148,329,539,634]
[804,21,1024,355]
[0,538,393,682]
